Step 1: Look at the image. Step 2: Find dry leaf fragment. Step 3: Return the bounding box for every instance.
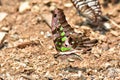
[16,40,40,49]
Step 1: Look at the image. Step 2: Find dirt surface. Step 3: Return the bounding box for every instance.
[0,0,120,80]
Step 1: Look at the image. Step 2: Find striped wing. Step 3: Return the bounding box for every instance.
[71,0,102,22]
[85,0,102,16]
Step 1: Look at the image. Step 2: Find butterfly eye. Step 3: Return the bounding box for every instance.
[53,14,57,17]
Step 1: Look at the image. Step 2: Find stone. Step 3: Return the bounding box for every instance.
[19,1,31,13]
[0,12,8,21]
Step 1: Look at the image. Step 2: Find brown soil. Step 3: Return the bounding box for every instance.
[0,0,120,80]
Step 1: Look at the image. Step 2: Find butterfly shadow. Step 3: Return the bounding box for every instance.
[77,16,111,35]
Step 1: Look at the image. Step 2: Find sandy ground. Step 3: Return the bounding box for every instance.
[0,0,120,80]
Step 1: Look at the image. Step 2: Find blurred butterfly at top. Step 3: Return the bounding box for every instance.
[71,0,102,24]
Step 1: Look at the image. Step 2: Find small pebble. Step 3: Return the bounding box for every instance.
[40,31,44,35]
[0,12,8,21]
[64,3,73,7]
[49,6,56,11]
[103,22,111,30]
[44,31,52,38]
[31,5,40,13]
[49,3,56,11]
[1,26,10,32]
[46,31,52,37]
[68,58,75,62]
[48,45,53,50]
[19,1,31,13]
[11,33,19,41]
[71,71,82,77]
[94,53,101,58]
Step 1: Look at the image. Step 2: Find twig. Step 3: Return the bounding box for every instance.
[21,74,36,80]
[109,18,120,28]
[16,40,40,49]
[102,16,120,28]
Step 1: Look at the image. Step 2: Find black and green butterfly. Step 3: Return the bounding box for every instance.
[51,8,98,52]
[51,8,74,52]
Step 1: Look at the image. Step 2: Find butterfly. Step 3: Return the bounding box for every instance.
[51,8,98,52]
[71,0,102,23]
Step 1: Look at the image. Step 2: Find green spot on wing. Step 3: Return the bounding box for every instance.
[60,47,71,52]
[55,42,61,45]
[61,37,67,42]
[61,32,65,36]
[60,26,63,31]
